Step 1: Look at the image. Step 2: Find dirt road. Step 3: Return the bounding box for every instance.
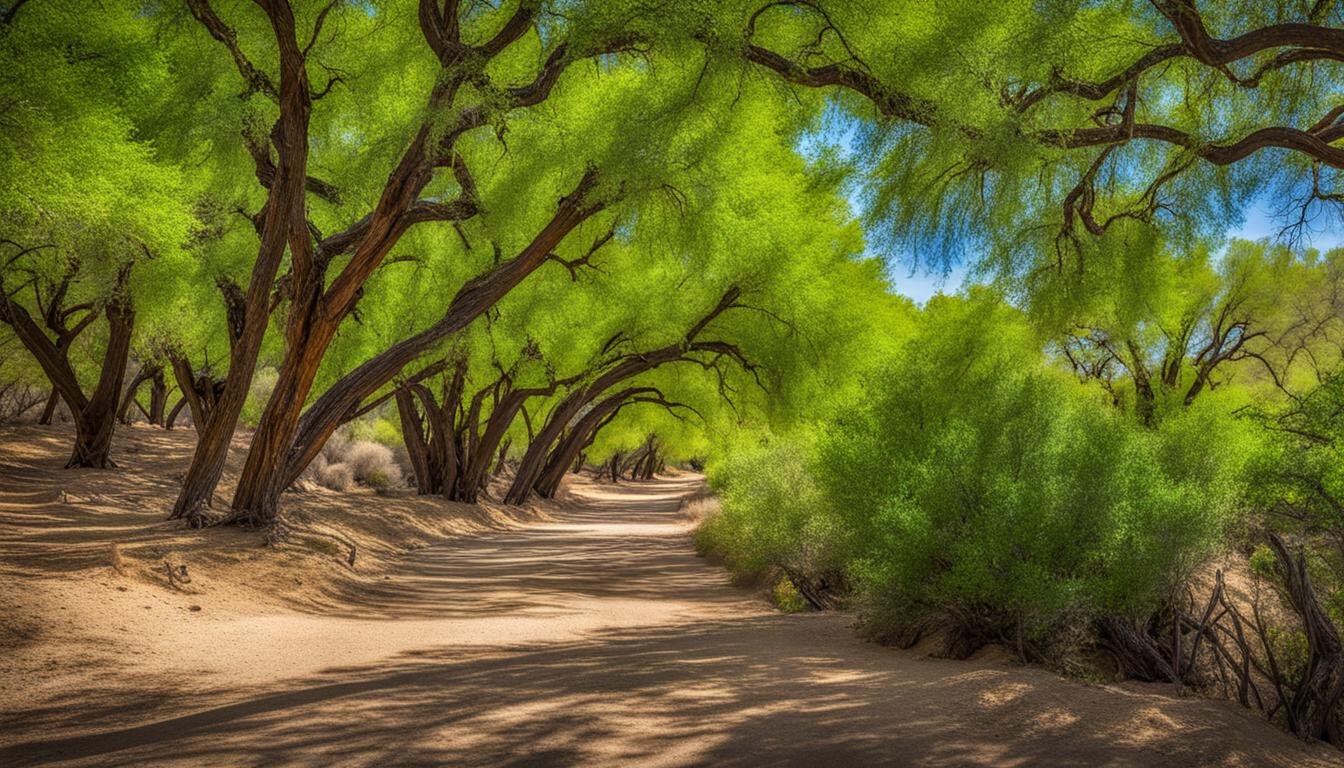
[2,474,1337,766]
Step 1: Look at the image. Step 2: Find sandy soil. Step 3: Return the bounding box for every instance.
[0,425,1340,767]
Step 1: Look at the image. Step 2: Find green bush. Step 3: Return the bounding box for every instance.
[695,437,838,581]
[701,295,1250,657]
[772,577,812,613]
[1248,372,1344,628]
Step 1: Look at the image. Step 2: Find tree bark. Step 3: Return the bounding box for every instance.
[396,387,437,495]
[146,367,168,426]
[38,390,59,425]
[171,0,316,524]
[534,388,651,498]
[118,368,150,425]
[165,396,188,430]
[492,437,511,477]
[66,298,134,468]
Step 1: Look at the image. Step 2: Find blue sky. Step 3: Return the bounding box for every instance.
[803,107,1344,305]
[883,196,1344,304]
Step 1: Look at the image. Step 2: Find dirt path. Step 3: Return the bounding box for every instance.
[2,474,1339,767]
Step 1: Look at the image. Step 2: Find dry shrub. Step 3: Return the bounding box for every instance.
[679,494,720,524]
[108,543,126,575]
[301,436,403,492]
[343,441,401,488]
[321,432,351,464]
[0,382,45,424]
[293,453,329,492]
[317,462,355,492]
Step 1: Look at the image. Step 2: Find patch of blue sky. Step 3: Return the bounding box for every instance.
[798,103,1344,305]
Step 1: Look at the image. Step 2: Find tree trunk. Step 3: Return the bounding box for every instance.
[396,387,437,495]
[146,367,167,426]
[230,304,340,525]
[0,263,133,468]
[454,383,557,503]
[66,299,133,468]
[170,1,316,524]
[535,389,649,498]
[117,369,146,425]
[38,390,59,425]
[165,396,187,429]
[492,437,511,477]
[117,364,166,426]
[506,402,583,504]
[639,446,658,480]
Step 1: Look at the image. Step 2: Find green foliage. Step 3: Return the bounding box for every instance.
[695,436,835,581]
[1247,371,1344,625]
[703,293,1252,650]
[772,577,812,614]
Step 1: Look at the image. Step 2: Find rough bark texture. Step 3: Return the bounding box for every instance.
[65,298,134,468]
[38,390,60,425]
[172,0,317,524]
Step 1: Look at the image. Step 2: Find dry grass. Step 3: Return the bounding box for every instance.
[302,436,403,492]
[678,488,719,524]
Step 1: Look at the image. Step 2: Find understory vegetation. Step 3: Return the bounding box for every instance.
[7,0,1344,751]
[699,265,1344,742]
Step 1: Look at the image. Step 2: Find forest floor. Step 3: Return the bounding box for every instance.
[0,426,1339,767]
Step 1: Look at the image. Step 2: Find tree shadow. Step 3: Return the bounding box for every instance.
[3,614,1332,767]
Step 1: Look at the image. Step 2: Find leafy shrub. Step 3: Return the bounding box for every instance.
[702,295,1249,658]
[695,437,838,581]
[772,577,811,613]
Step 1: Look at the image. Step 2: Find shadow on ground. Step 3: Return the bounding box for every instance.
[3,611,1315,768]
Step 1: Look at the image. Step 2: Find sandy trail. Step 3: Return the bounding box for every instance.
[2,473,1339,767]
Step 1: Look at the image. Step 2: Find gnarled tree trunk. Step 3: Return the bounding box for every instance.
[67,298,134,468]
[0,260,134,469]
